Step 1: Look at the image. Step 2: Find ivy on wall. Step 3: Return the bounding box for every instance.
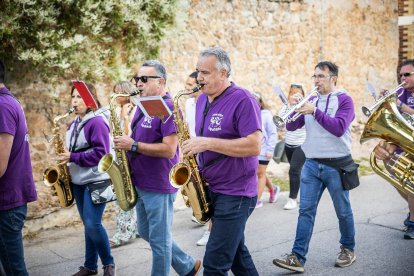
[0,0,178,82]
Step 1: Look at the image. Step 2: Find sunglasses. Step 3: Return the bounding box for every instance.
[132,75,161,83]
[399,72,414,78]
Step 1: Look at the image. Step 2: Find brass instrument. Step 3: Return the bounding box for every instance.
[361,82,406,117]
[169,85,212,224]
[98,92,138,211]
[43,108,75,208]
[273,87,318,128]
[360,90,414,197]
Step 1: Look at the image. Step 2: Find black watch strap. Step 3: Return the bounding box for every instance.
[131,141,138,152]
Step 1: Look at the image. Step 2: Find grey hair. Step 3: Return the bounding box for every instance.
[200,47,231,77]
[113,81,135,94]
[142,60,167,81]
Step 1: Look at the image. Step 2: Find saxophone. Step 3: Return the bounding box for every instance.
[98,93,138,211]
[169,85,212,224]
[43,108,75,208]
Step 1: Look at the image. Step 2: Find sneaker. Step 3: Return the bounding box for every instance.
[269,185,280,203]
[273,253,304,273]
[255,200,263,208]
[283,198,298,210]
[335,246,356,267]
[191,215,203,225]
[196,230,210,246]
[72,266,98,276]
[404,225,414,239]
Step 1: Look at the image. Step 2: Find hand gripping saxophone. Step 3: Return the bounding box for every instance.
[43,108,75,208]
[98,92,138,211]
[169,85,212,224]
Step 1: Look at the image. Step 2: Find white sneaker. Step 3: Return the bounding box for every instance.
[283,198,298,210]
[196,230,210,246]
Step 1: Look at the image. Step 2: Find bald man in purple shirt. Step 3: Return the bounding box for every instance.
[0,61,37,276]
[182,47,261,275]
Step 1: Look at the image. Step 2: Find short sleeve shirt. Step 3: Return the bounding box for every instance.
[195,83,261,197]
[127,93,178,193]
[0,87,37,210]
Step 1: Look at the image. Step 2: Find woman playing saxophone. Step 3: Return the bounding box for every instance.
[57,82,116,276]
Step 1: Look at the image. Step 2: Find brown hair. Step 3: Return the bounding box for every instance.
[113,81,135,94]
[288,84,305,98]
[253,92,267,110]
[71,82,102,109]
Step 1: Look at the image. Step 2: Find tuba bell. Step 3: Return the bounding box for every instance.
[360,90,414,197]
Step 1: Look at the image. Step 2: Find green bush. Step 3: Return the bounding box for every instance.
[1,0,178,82]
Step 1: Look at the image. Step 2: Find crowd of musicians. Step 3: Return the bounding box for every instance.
[0,48,413,276]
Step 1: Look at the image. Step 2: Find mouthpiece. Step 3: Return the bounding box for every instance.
[193,84,205,92]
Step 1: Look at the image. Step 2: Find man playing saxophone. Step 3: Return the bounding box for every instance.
[113,60,201,276]
[373,59,414,239]
[181,47,261,275]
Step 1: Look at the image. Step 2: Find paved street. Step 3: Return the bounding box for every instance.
[25,174,414,275]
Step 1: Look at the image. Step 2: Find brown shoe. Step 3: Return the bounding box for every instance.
[103,264,115,276]
[185,259,201,276]
[72,266,98,276]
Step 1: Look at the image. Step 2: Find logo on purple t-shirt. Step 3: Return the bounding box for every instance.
[141,117,153,128]
[208,113,223,131]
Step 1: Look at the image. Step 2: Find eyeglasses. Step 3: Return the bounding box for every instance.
[399,72,414,78]
[132,75,161,83]
[311,74,331,80]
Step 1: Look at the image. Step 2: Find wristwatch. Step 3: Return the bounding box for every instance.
[131,141,138,152]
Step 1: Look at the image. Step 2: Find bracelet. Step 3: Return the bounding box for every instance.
[130,141,138,152]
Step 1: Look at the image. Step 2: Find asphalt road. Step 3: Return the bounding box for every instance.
[25,174,414,275]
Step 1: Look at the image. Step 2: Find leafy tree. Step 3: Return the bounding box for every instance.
[1,0,178,82]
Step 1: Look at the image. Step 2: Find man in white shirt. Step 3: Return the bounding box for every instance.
[184,71,201,137]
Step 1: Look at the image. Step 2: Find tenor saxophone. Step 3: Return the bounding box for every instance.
[98,93,138,211]
[169,85,212,224]
[43,108,75,208]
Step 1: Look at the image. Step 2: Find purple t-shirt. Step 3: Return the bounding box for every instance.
[0,87,37,210]
[195,82,261,197]
[398,87,414,108]
[127,93,178,194]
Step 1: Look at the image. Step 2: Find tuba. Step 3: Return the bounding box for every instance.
[360,84,414,197]
[98,92,138,211]
[169,85,212,224]
[273,87,318,128]
[43,108,75,208]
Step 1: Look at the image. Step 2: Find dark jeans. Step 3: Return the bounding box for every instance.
[285,145,306,199]
[0,204,28,276]
[73,184,114,271]
[204,191,258,276]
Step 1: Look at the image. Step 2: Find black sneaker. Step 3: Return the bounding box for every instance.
[335,246,356,267]
[404,225,414,239]
[273,253,304,273]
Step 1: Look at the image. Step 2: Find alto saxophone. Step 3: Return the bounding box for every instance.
[98,93,138,211]
[169,85,212,224]
[43,108,75,208]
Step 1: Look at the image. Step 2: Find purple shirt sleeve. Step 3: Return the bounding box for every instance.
[70,117,110,167]
[0,103,17,136]
[234,96,261,137]
[314,93,355,137]
[286,114,305,131]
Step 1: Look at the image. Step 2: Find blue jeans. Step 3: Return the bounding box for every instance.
[292,159,355,264]
[73,184,114,271]
[135,188,194,276]
[204,191,258,276]
[0,204,28,276]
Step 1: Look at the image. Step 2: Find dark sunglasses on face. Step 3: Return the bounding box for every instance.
[400,72,414,78]
[133,75,161,83]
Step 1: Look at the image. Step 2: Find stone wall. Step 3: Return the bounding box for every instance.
[6,0,399,233]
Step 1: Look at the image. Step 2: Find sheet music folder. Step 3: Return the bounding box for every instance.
[71,80,98,110]
[136,96,172,119]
